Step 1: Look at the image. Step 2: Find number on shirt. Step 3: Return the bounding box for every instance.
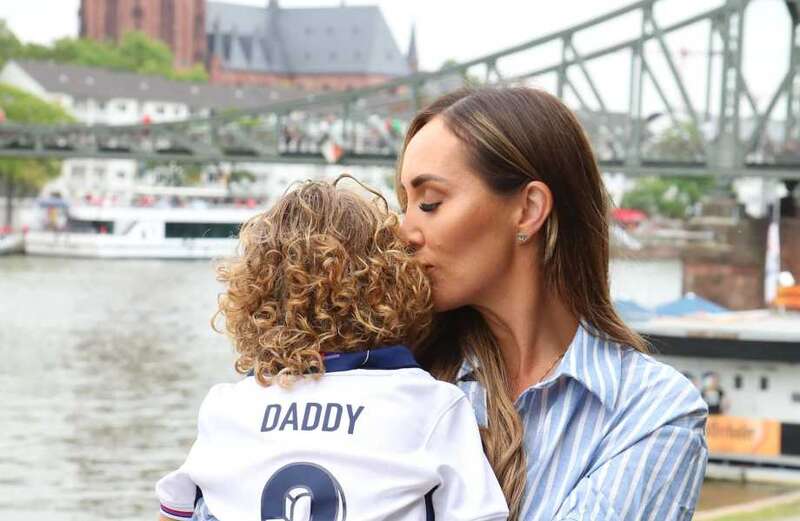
[260,462,347,521]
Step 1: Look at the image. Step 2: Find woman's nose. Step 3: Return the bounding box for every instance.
[399,214,424,250]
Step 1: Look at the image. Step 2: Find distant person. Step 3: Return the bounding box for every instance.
[156,180,508,520]
[394,87,709,520]
[701,371,728,415]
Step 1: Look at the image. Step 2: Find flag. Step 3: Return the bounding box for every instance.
[321,139,344,164]
[764,204,780,305]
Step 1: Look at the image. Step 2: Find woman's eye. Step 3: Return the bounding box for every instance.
[418,202,441,212]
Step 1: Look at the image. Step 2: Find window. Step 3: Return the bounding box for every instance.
[326,26,334,36]
[156,105,165,115]
[734,374,743,389]
[304,52,311,61]
[93,167,106,178]
[117,102,127,111]
[354,50,362,60]
[165,222,240,239]
[352,26,359,34]
[305,27,313,35]
[792,392,800,403]
[760,376,769,391]
[329,51,337,61]
[116,171,126,180]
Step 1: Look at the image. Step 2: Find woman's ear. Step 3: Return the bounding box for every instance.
[517,181,553,241]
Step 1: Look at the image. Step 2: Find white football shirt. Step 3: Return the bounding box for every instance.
[156,345,509,521]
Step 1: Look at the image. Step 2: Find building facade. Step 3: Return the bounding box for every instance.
[0,59,290,199]
[78,0,416,90]
[79,0,206,69]
[205,1,413,90]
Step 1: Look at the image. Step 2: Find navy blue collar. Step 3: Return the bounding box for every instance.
[247,345,420,377]
[323,345,419,373]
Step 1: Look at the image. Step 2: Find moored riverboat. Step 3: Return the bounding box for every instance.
[634,310,800,483]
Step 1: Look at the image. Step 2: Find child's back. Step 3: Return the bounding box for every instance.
[155,180,508,520]
[159,347,507,520]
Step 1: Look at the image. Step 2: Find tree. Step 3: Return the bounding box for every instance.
[0,19,23,68]
[621,176,715,219]
[0,83,74,227]
[0,20,208,82]
[646,121,705,162]
[440,58,481,87]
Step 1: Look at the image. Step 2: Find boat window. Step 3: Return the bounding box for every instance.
[165,222,241,239]
[734,375,743,389]
[792,392,800,404]
[760,376,769,391]
[66,219,114,234]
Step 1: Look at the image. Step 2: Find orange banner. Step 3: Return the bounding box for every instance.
[706,415,782,456]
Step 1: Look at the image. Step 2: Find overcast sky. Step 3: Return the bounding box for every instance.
[0,0,791,115]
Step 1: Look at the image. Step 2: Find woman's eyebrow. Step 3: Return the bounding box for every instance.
[410,174,448,189]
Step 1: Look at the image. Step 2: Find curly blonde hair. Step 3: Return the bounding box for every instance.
[213,178,433,387]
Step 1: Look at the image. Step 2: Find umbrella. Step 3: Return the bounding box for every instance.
[614,299,655,322]
[654,293,727,316]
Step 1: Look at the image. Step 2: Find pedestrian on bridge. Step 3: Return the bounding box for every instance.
[396,87,708,521]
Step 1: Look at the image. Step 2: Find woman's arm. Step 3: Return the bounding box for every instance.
[554,410,707,521]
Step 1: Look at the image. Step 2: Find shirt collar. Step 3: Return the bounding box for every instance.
[247,345,420,377]
[457,322,622,411]
[322,345,420,373]
[550,322,622,411]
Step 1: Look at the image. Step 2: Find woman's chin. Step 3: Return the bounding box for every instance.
[432,293,463,313]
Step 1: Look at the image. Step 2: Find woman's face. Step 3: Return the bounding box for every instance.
[398,117,520,311]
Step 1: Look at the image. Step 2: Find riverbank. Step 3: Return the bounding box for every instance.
[696,490,800,520]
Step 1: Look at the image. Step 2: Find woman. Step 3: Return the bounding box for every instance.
[397,87,708,520]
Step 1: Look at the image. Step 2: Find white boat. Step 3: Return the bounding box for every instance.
[25,203,259,259]
[0,232,24,255]
[635,310,800,483]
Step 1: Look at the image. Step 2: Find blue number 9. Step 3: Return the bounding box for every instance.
[260,462,347,521]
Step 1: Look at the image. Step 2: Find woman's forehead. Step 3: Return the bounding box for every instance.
[400,119,470,187]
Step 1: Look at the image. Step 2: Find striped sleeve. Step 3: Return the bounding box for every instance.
[554,412,708,521]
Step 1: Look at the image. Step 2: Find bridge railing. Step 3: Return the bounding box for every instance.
[1,0,799,179]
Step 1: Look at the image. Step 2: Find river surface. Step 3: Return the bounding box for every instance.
[0,255,793,519]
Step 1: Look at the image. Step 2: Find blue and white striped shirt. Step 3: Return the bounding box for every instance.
[457,323,708,521]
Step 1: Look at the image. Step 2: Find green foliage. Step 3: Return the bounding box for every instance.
[621,175,715,219]
[440,58,481,87]
[171,63,209,83]
[0,83,73,195]
[0,20,22,67]
[647,121,705,161]
[0,20,208,83]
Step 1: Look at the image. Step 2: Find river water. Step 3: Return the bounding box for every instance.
[0,256,794,519]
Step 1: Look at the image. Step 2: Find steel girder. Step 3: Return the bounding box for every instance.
[0,0,798,179]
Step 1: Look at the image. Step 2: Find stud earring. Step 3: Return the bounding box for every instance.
[516,232,528,243]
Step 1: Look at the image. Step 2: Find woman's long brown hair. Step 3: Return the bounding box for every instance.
[396,87,647,519]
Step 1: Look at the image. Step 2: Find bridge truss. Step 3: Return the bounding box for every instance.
[1,0,799,179]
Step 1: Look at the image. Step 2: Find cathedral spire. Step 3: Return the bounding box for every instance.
[407,22,418,73]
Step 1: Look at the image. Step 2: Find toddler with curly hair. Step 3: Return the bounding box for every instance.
[155,178,508,521]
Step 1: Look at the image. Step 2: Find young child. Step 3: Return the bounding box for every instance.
[155,179,509,521]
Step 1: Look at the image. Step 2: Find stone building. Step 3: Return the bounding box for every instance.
[205,1,414,90]
[78,0,206,69]
[78,0,417,90]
